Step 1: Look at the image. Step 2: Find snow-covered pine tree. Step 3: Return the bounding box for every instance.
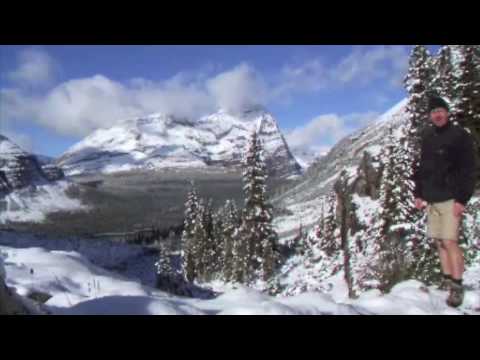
[404,45,435,147]
[231,218,250,284]
[193,199,209,282]
[221,199,239,282]
[334,170,356,298]
[300,197,327,269]
[200,198,217,281]
[258,206,279,282]
[455,46,480,128]
[455,45,480,189]
[155,241,178,292]
[155,242,173,276]
[435,45,455,100]
[211,205,225,279]
[181,183,200,282]
[356,127,408,293]
[292,221,308,256]
[311,192,343,279]
[322,192,340,257]
[238,129,279,283]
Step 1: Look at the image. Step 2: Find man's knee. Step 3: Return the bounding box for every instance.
[434,238,446,250]
[443,239,460,251]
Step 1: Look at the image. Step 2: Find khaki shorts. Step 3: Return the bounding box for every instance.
[426,199,461,241]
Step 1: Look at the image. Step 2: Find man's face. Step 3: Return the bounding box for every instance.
[430,108,449,127]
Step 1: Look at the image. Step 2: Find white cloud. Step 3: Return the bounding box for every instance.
[7,48,57,88]
[274,46,410,98]
[206,63,267,113]
[2,75,215,137]
[332,45,409,88]
[286,114,348,150]
[274,59,328,99]
[285,111,379,152]
[1,46,403,140]
[1,63,267,137]
[2,45,272,137]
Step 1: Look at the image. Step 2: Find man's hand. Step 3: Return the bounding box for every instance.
[453,202,465,218]
[415,198,427,210]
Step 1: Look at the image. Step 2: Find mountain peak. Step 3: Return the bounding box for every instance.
[57,107,301,178]
[0,134,27,156]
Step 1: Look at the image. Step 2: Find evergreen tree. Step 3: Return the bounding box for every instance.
[455,46,480,188]
[237,129,279,283]
[404,45,435,146]
[211,206,225,279]
[180,183,199,282]
[155,242,173,276]
[293,221,308,256]
[222,200,240,282]
[357,130,408,292]
[154,242,179,293]
[455,46,480,128]
[321,192,340,256]
[435,45,455,99]
[258,207,279,281]
[231,219,249,284]
[193,199,209,282]
[200,198,216,281]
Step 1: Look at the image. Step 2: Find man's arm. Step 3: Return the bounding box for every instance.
[453,130,477,206]
[412,136,425,199]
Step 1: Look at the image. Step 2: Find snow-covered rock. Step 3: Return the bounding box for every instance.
[0,135,84,223]
[0,134,48,191]
[57,106,302,178]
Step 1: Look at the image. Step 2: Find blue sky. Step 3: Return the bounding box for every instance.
[0,45,439,157]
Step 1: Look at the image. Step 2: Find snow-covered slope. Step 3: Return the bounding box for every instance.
[2,231,479,315]
[57,107,302,178]
[0,135,84,223]
[271,98,409,241]
[271,95,480,299]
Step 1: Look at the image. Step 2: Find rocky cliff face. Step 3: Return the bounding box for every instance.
[0,135,64,194]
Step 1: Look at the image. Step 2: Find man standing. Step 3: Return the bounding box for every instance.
[413,96,477,308]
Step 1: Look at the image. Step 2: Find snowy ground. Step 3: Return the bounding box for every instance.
[1,232,479,315]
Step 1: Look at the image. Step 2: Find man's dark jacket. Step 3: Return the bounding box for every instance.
[413,120,477,206]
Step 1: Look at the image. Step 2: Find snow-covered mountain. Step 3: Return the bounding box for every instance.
[57,106,302,178]
[0,134,84,223]
[0,134,50,192]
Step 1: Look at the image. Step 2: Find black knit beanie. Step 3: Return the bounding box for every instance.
[429,96,450,112]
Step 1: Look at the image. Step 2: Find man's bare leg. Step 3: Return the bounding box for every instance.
[443,240,464,281]
[435,239,453,277]
[443,239,465,307]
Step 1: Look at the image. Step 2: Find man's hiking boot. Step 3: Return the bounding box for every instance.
[446,281,464,308]
[438,276,452,291]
